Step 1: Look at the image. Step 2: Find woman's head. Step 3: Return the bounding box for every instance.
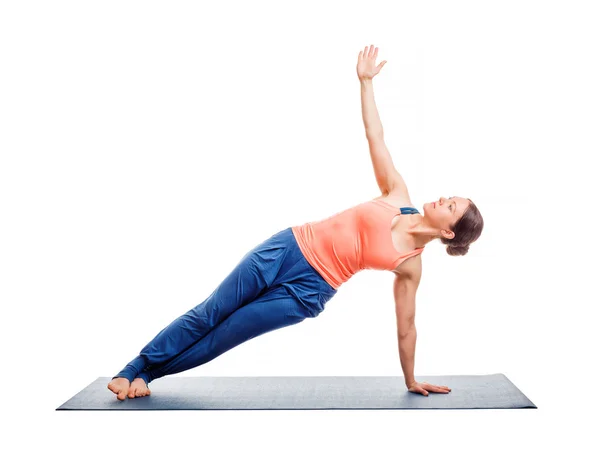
[423,196,484,256]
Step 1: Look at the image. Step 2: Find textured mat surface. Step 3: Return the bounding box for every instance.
[57,373,536,410]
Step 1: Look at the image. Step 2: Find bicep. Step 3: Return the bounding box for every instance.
[394,276,416,324]
[367,135,410,198]
[393,266,422,330]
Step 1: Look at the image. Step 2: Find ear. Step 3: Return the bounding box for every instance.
[441,229,455,240]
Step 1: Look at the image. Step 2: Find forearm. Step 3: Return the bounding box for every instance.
[360,79,384,137]
[397,326,416,388]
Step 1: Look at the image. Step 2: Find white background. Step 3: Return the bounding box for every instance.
[1,0,599,448]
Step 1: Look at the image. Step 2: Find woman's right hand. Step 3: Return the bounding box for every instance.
[356,44,387,81]
[407,380,451,396]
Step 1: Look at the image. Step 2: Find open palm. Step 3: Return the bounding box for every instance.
[357,45,387,80]
[408,381,451,396]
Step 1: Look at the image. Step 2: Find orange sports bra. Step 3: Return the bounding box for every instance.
[291,199,425,290]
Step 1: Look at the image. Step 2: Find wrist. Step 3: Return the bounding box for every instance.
[405,378,416,388]
[359,77,373,84]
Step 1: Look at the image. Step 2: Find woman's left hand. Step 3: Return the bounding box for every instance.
[357,45,387,81]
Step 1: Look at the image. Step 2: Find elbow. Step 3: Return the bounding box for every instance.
[397,319,416,339]
[365,128,384,140]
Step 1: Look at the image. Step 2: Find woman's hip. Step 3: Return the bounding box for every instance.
[243,226,338,317]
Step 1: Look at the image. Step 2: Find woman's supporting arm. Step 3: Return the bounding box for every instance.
[394,271,420,388]
[398,327,417,388]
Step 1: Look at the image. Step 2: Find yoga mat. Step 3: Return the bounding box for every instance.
[56,373,536,410]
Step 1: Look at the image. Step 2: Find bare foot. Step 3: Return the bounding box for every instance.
[108,377,130,401]
[128,378,151,398]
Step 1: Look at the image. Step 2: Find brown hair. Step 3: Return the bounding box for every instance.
[440,199,484,256]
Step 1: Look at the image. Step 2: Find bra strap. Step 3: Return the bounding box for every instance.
[399,206,420,215]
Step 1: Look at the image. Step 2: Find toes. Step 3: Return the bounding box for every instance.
[108,382,120,395]
[120,380,150,398]
[109,378,131,400]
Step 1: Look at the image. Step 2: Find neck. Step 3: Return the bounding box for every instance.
[406,217,440,248]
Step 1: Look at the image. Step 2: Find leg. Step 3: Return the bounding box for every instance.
[112,239,287,383]
[136,285,308,384]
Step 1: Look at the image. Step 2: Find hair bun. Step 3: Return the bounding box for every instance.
[445,241,469,256]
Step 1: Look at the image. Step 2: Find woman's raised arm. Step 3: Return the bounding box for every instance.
[357,45,387,135]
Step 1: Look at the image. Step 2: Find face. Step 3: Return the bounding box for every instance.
[423,196,469,228]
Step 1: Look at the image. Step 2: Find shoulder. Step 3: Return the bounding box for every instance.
[372,191,414,210]
[392,253,423,281]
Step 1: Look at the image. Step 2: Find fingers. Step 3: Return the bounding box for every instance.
[423,383,452,393]
[410,382,452,396]
[359,45,378,59]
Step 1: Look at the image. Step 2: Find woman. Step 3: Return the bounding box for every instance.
[108,45,484,401]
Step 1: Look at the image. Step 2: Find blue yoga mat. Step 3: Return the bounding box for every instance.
[57,373,536,410]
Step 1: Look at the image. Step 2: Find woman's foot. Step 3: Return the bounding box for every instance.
[128,377,151,398]
[107,377,130,401]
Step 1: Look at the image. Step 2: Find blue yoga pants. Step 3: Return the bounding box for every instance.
[112,226,338,385]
